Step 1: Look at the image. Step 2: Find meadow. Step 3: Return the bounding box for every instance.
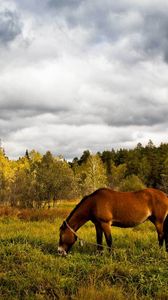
[1,203,168,300]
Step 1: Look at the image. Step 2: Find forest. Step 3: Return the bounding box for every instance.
[1,140,168,300]
[0,140,168,208]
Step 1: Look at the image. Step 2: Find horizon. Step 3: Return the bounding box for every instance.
[0,139,166,161]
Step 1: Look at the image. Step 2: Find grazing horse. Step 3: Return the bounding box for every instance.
[58,188,168,256]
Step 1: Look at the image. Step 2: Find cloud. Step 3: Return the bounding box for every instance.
[141,11,168,62]
[4,120,168,160]
[2,123,137,160]
[0,7,22,45]
[48,0,84,9]
[47,0,168,63]
[0,0,168,159]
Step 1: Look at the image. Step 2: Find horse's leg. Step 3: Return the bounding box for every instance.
[155,220,165,247]
[100,221,112,251]
[165,232,168,252]
[95,223,103,251]
[163,215,168,252]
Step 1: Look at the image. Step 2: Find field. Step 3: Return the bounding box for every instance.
[1,203,168,300]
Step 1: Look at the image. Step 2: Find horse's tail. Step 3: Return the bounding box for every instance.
[163,214,168,251]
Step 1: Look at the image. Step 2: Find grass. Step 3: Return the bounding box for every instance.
[0,204,168,299]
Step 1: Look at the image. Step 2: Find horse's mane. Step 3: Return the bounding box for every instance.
[66,195,89,222]
[66,188,109,223]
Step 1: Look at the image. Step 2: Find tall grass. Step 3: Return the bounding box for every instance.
[0,206,168,299]
[0,204,73,222]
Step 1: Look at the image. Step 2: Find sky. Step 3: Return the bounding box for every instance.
[0,0,168,160]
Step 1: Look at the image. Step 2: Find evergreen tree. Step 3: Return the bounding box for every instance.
[161,157,168,193]
[78,150,91,165]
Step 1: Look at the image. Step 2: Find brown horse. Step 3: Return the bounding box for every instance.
[58,188,168,256]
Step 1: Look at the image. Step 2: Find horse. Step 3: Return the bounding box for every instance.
[58,188,168,256]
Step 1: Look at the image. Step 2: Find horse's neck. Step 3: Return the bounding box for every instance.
[67,205,89,232]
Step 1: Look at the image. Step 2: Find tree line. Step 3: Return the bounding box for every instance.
[0,140,168,208]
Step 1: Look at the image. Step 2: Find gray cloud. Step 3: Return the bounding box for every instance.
[48,0,84,9]
[46,0,168,63]
[0,9,22,45]
[141,11,168,62]
[14,0,48,14]
[0,0,168,159]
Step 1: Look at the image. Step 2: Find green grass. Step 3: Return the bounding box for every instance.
[1,214,168,299]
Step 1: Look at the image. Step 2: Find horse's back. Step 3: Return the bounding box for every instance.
[91,187,168,205]
[89,188,168,227]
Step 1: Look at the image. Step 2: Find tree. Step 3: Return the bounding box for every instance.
[35,152,78,207]
[74,154,107,196]
[119,175,146,192]
[101,150,115,185]
[146,139,155,149]
[53,159,79,201]
[0,149,15,204]
[137,156,151,185]
[161,157,168,193]
[35,151,57,207]
[9,156,35,207]
[144,144,160,187]
[78,150,91,165]
[109,163,127,190]
[0,141,168,207]
[85,154,107,193]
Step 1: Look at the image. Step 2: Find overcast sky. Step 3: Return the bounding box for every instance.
[0,0,168,159]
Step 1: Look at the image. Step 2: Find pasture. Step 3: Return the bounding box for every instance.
[0,203,168,300]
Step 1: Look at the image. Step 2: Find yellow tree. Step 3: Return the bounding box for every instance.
[110,163,127,190]
[0,149,15,204]
[74,154,107,196]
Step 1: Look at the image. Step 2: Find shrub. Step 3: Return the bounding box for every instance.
[119,175,146,192]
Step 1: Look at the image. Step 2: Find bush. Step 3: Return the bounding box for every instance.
[0,206,71,222]
[0,206,19,218]
[119,175,146,192]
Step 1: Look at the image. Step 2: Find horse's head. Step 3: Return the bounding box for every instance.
[58,221,77,256]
